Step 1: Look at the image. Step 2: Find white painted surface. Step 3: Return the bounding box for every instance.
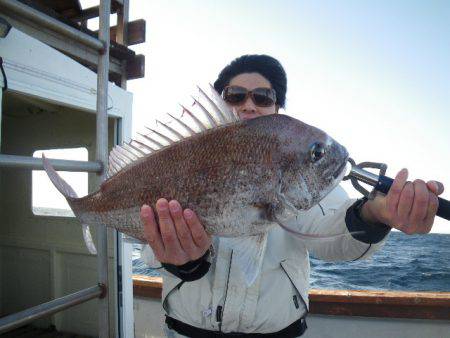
[0,28,132,119]
[120,240,135,337]
[134,297,165,338]
[304,315,450,338]
[133,298,450,338]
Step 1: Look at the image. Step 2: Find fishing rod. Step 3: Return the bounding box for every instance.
[344,158,450,221]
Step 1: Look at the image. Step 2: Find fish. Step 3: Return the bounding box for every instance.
[42,85,349,284]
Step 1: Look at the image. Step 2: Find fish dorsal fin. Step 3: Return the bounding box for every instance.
[107,85,237,177]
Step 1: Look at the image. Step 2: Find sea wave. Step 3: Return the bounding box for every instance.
[132,232,450,291]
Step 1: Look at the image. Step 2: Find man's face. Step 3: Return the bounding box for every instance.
[227,73,279,121]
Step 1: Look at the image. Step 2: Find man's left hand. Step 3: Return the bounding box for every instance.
[360,168,444,234]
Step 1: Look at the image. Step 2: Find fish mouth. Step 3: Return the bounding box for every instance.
[333,159,348,179]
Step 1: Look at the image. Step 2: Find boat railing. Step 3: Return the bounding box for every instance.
[132,275,450,321]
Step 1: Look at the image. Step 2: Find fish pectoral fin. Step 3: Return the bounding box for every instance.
[221,233,268,286]
[251,201,283,221]
[82,223,97,255]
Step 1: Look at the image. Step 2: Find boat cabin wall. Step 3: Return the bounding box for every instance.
[0,91,118,336]
[133,293,450,338]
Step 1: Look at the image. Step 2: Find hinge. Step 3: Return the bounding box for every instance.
[118,264,123,308]
[118,264,122,292]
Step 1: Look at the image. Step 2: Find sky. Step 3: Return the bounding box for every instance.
[38,1,450,233]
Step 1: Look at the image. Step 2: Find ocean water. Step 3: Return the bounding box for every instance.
[132,231,450,291]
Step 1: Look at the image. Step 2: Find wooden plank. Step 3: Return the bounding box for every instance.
[308,289,450,320]
[110,19,145,46]
[69,4,120,21]
[126,54,145,80]
[133,275,162,299]
[131,277,450,320]
[309,289,450,306]
[309,301,450,320]
[115,0,129,45]
[93,19,145,46]
[115,0,129,88]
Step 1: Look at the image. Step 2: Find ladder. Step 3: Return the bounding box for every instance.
[0,0,136,336]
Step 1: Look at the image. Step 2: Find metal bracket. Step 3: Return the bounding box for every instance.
[344,158,388,199]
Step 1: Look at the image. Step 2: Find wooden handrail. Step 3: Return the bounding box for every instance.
[309,289,450,306]
[133,276,163,299]
[132,276,450,320]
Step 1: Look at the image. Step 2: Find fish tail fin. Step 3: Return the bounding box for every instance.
[42,154,97,254]
[42,153,78,199]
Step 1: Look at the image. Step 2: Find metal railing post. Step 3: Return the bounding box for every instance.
[97,0,111,337]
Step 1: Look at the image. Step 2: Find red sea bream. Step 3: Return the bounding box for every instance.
[43,86,349,284]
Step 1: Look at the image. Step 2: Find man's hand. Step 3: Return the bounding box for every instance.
[140,198,212,266]
[360,169,444,234]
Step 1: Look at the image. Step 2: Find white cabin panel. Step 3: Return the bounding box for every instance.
[1,246,51,328]
[0,27,132,119]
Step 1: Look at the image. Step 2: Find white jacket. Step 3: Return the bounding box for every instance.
[141,185,390,334]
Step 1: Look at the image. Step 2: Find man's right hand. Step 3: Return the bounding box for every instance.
[140,198,212,266]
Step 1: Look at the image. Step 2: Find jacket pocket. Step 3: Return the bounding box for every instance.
[280,259,309,313]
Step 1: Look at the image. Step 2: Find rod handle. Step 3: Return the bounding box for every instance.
[375,175,450,221]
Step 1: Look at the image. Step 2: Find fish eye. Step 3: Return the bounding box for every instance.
[310,142,325,162]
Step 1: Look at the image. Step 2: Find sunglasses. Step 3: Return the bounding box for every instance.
[222,86,277,107]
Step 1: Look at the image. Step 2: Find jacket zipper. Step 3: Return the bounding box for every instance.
[280,263,308,317]
[217,250,233,332]
[216,305,223,322]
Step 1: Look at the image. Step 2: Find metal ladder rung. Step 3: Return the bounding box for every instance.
[0,285,104,334]
[0,154,103,172]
